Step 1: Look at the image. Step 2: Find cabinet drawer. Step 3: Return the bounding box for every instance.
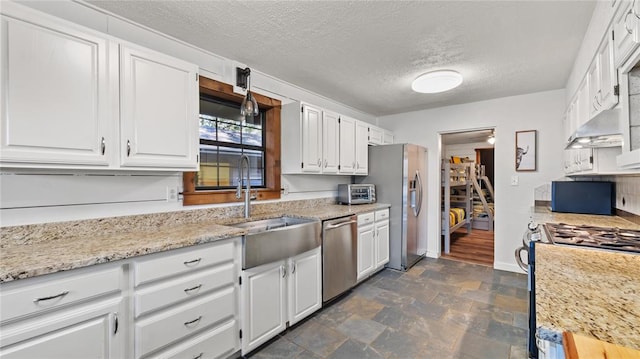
[134,241,234,286]
[135,263,235,317]
[148,320,237,359]
[357,212,374,225]
[0,266,121,323]
[135,287,235,357]
[375,209,389,221]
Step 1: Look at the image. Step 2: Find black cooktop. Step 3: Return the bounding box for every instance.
[543,223,640,253]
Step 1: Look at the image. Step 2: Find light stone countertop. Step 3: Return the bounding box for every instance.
[535,243,640,350]
[532,206,640,230]
[0,202,390,283]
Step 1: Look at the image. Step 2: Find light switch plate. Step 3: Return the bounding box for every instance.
[511,175,519,186]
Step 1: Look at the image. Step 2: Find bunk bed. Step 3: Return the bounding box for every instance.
[470,164,495,231]
[441,160,473,254]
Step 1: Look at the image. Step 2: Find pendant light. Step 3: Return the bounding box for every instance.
[237,67,259,118]
[487,130,495,145]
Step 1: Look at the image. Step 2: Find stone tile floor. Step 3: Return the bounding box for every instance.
[249,257,529,359]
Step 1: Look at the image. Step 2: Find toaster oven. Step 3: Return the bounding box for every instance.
[337,184,376,205]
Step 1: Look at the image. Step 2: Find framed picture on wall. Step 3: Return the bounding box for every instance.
[515,130,536,171]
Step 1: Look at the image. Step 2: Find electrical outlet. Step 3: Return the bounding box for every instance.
[283,184,290,196]
[511,175,519,186]
[167,186,178,202]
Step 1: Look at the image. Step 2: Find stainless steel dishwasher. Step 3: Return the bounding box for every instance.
[322,215,357,302]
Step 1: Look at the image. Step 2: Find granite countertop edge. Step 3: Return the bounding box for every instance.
[0,203,390,283]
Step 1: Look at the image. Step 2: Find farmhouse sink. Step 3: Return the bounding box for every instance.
[231,216,321,269]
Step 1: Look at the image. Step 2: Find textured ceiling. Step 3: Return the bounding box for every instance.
[86,0,596,116]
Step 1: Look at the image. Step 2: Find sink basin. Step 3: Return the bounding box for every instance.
[231,216,316,234]
[231,216,321,269]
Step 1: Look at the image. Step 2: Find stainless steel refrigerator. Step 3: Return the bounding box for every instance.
[357,144,427,271]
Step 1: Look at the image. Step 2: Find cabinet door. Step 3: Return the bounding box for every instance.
[322,111,340,174]
[338,116,356,174]
[599,33,619,110]
[613,0,640,67]
[355,121,369,175]
[576,79,590,129]
[301,105,323,173]
[587,59,601,118]
[288,248,321,326]
[357,225,375,281]
[119,43,198,170]
[241,261,286,355]
[368,126,383,145]
[375,220,390,269]
[0,10,113,167]
[0,298,124,359]
[383,131,395,144]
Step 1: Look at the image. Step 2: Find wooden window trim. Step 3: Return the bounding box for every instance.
[182,76,281,206]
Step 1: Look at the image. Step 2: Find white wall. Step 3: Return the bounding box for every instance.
[379,89,566,273]
[0,1,367,226]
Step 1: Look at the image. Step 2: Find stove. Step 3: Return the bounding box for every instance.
[543,223,640,253]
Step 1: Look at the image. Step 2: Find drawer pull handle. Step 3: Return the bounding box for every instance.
[193,353,203,359]
[184,284,203,293]
[33,291,69,303]
[184,316,202,327]
[183,258,202,266]
[113,312,119,335]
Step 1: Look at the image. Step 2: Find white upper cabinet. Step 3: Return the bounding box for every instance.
[383,130,395,144]
[613,0,640,67]
[598,32,619,110]
[301,104,323,173]
[338,116,356,174]
[339,117,369,175]
[0,3,199,171]
[368,126,384,145]
[0,5,114,167]
[321,111,340,174]
[355,121,369,175]
[119,43,199,170]
[588,31,619,119]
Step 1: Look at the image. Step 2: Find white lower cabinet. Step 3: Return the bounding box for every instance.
[287,248,322,326]
[0,264,126,359]
[357,220,376,281]
[374,217,389,269]
[133,238,240,359]
[241,247,321,356]
[358,209,390,282]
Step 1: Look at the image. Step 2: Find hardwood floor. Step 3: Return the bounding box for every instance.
[441,227,494,266]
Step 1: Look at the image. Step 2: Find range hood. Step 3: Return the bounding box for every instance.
[565,107,622,149]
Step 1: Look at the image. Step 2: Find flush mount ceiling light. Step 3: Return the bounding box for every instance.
[411,70,463,94]
[236,67,259,118]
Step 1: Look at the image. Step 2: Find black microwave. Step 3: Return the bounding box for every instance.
[551,181,615,215]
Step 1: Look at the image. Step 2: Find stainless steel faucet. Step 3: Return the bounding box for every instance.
[236,154,251,218]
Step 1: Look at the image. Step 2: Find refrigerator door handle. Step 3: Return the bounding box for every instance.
[411,171,422,217]
[414,171,423,217]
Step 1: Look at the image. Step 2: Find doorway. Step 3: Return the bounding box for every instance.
[440,129,495,266]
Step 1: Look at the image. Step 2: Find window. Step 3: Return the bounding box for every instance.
[182,76,281,205]
[197,96,265,189]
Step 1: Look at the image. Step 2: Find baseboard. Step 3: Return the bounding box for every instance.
[494,261,526,274]
[426,250,440,259]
